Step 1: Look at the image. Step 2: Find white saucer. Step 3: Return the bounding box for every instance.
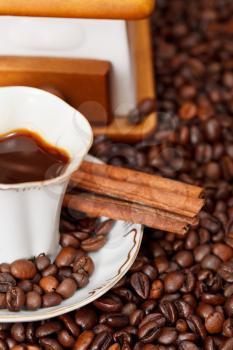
[0,156,143,322]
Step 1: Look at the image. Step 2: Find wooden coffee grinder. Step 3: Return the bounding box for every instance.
[0,0,156,141]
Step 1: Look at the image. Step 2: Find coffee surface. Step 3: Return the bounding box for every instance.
[0,129,70,184]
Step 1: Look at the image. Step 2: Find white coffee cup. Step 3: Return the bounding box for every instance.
[0,86,93,262]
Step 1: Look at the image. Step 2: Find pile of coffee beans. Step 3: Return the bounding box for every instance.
[0,0,232,348]
[0,218,112,312]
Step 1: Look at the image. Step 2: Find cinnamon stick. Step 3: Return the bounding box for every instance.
[64,193,198,235]
[65,161,205,235]
[81,161,203,198]
[71,169,204,218]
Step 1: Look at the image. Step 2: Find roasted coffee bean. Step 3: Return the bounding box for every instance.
[179,102,197,120]
[39,276,59,293]
[60,233,80,248]
[25,322,36,343]
[0,273,16,293]
[160,301,177,324]
[114,287,137,303]
[73,330,95,350]
[223,318,233,337]
[59,314,80,337]
[35,255,50,271]
[11,323,25,342]
[56,278,77,299]
[106,314,129,329]
[73,256,94,276]
[72,272,89,288]
[164,272,184,293]
[94,295,123,313]
[142,265,158,281]
[176,320,188,333]
[194,245,211,262]
[41,264,58,277]
[161,293,181,304]
[204,119,221,143]
[201,293,225,305]
[178,341,199,350]
[185,231,199,250]
[33,284,43,295]
[57,266,72,281]
[26,291,41,310]
[42,292,62,308]
[130,310,144,327]
[139,313,166,330]
[39,337,63,350]
[17,280,33,293]
[150,280,164,299]
[187,315,206,339]
[180,271,195,293]
[138,314,165,344]
[6,287,25,311]
[55,247,78,267]
[75,307,97,330]
[10,260,37,280]
[174,251,193,268]
[112,277,127,290]
[81,235,107,252]
[201,254,221,271]
[60,219,76,232]
[113,329,132,344]
[90,331,112,350]
[158,327,178,345]
[138,319,163,344]
[196,303,214,320]
[205,312,224,334]
[57,330,75,348]
[130,272,150,299]
[177,333,197,344]
[175,300,193,318]
[73,249,87,261]
[35,321,62,337]
[72,231,90,241]
[95,220,115,236]
[200,214,222,235]
[32,273,41,285]
[218,261,233,282]
[130,258,145,273]
[93,324,112,335]
[73,219,95,234]
[141,300,157,315]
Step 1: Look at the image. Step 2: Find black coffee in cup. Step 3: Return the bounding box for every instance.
[0,129,70,184]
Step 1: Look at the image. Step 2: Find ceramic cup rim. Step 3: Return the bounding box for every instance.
[0,86,93,190]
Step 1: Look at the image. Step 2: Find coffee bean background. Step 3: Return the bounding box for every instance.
[0,0,232,348]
